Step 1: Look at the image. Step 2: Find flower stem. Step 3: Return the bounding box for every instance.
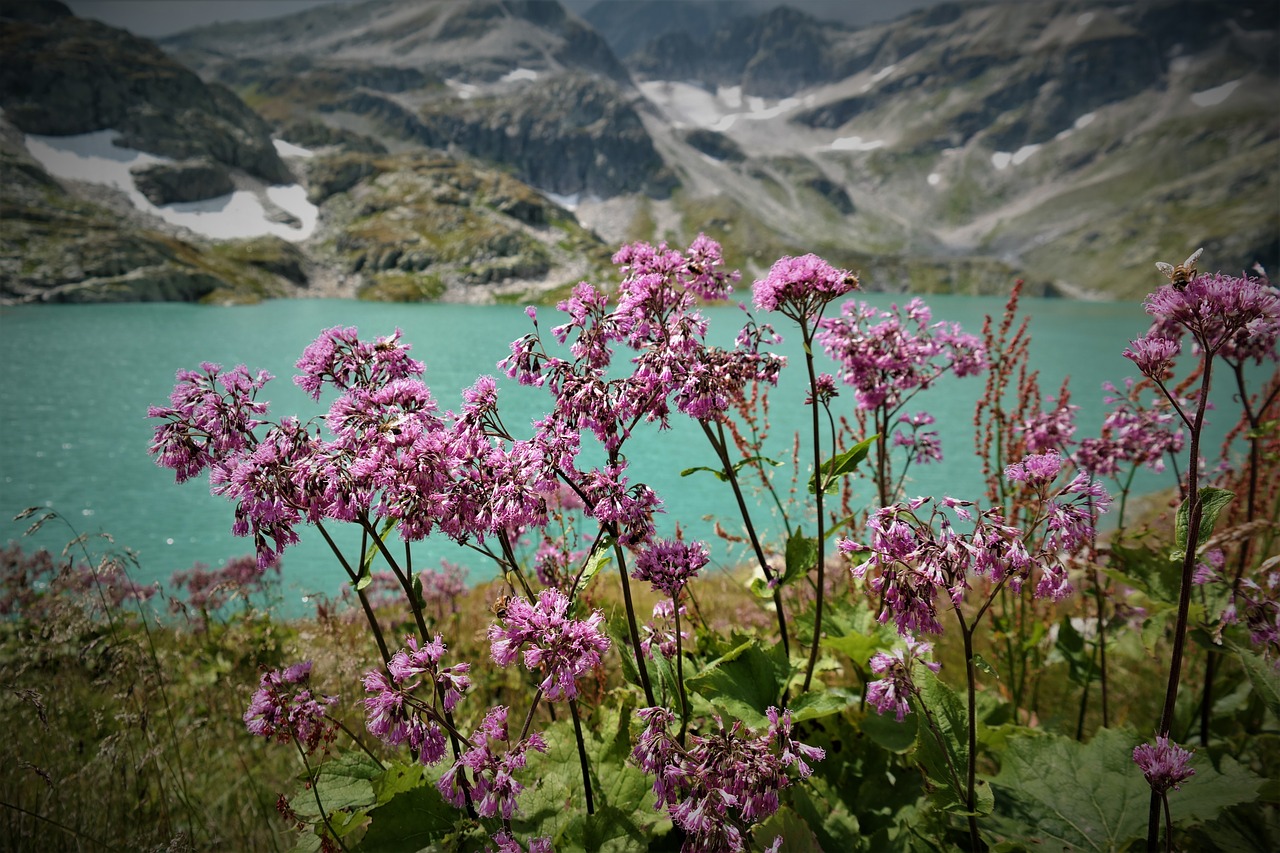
[801,320,827,693]
[569,699,596,815]
[701,419,791,660]
[1147,357,1213,851]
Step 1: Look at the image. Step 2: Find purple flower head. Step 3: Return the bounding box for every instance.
[244,661,337,753]
[294,327,424,400]
[1123,334,1181,380]
[633,538,709,598]
[487,588,611,701]
[1143,272,1280,364]
[1075,379,1184,477]
[148,363,273,482]
[893,411,943,465]
[752,254,858,316]
[866,635,940,721]
[439,705,547,820]
[817,298,986,412]
[630,707,823,851]
[1133,735,1196,794]
[641,599,689,659]
[1005,451,1063,485]
[1018,396,1078,455]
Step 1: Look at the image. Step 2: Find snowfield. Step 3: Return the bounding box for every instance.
[25,130,318,242]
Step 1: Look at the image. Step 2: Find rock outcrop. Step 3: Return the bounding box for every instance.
[131,158,234,205]
[0,0,291,183]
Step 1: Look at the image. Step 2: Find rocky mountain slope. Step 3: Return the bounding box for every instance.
[4,0,1276,302]
[1,0,613,304]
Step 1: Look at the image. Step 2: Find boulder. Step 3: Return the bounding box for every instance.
[130,158,234,205]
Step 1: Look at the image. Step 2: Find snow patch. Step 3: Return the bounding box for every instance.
[542,190,580,211]
[1012,144,1039,165]
[717,85,742,109]
[1074,112,1096,129]
[831,136,884,152]
[1191,79,1241,107]
[861,64,896,92]
[639,80,799,129]
[1077,12,1095,26]
[25,130,318,242]
[742,97,799,121]
[446,79,478,99]
[927,173,941,186]
[273,138,314,159]
[500,67,539,83]
[991,145,1039,170]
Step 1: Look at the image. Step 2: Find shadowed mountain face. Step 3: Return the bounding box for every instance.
[0,0,290,183]
[4,0,1278,303]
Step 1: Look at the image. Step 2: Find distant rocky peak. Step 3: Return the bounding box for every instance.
[164,0,632,88]
[0,3,291,183]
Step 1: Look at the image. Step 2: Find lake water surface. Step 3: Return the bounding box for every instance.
[0,296,1226,612]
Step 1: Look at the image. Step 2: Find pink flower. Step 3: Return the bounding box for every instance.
[487,588,610,701]
[752,254,857,315]
[1133,735,1196,793]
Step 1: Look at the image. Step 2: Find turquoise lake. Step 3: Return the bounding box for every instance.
[0,296,1236,612]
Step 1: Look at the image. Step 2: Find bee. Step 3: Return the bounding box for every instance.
[491,593,511,620]
[1155,247,1203,290]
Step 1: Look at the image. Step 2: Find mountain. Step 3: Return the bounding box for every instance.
[1,0,613,304]
[618,0,1278,297]
[0,0,289,183]
[4,0,1277,303]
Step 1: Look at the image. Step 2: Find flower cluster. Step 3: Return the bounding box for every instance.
[439,705,547,823]
[1133,735,1196,794]
[1126,273,1280,380]
[1017,393,1078,455]
[892,411,943,465]
[363,636,471,766]
[817,298,986,412]
[294,326,424,400]
[148,362,272,483]
[841,456,1109,635]
[641,599,689,659]
[865,635,941,722]
[1075,379,1184,477]
[632,706,824,852]
[488,588,610,701]
[244,661,338,753]
[632,538,710,598]
[752,253,858,317]
[169,554,279,618]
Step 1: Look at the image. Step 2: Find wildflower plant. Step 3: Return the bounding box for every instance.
[137,243,1278,852]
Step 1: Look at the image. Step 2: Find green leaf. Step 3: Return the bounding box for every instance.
[355,570,372,592]
[292,752,380,820]
[808,434,879,495]
[1053,616,1095,687]
[356,779,457,852]
[1234,643,1280,717]
[783,531,818,587]
[1172,487,1234,562]
[753,805,825,852]
[686,639,789,728]
[734,454,782,473]
[860,706,919,753]
[576,536,613,592]
[789,688,855,722]
[988,727,1264,851]
[911,667,973,814]
[680,465,727,482]
[972,653,1001,682]
[560,805,651,852]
